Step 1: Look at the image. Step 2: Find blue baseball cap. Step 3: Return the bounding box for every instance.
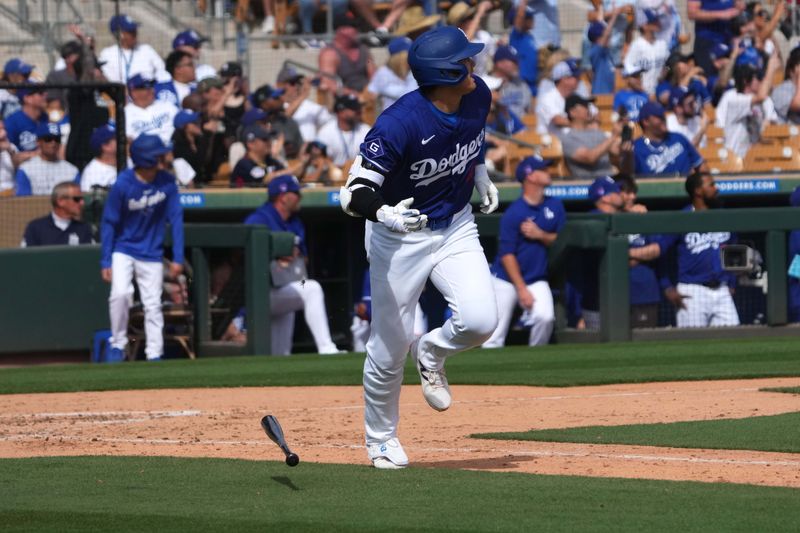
[791,185,800,207]
[241,107,268,126]
[388,36,412,56]
[710,42,731,61]
[4,58,34,76]
[173,109,201,129]
[588,176,621,202]
[127,74,155,90]
[493,45,519,64]
[268,174,302,199]
[109,14,139,34]
[669,86,691,110]
[251,84,286,106]
[515,155,554,182]
[587,21,606,43]
[90,124,116,152]
[736,46,764,71]
[172,29,207,49]
[638,101,666,123]
[640,8,660,26]
[36,122,61,139]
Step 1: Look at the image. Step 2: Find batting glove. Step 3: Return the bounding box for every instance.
[376,197,428,233]
[474,164,499,214]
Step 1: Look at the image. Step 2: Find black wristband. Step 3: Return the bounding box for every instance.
[349,182,385,222]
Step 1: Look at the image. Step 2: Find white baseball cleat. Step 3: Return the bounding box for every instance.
[368,438,408,469]
[409,339,451,411]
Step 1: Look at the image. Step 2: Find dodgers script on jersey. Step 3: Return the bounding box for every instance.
[359,75,491,222]
[100,168,184,267]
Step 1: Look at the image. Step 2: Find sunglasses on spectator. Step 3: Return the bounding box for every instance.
[40,135,61,143]
[61,195,84,202]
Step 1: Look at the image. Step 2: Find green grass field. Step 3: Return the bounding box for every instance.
[2,456,799,532]
[473,411,800,454]
[3,337,800,531]
[1,336,800,394]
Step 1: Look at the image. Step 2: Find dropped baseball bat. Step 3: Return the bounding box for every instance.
[261,415,300,467]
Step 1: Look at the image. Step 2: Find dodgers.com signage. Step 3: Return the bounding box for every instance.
[179,193,206,207]
[716,179,779,195]
[545,185,589,199]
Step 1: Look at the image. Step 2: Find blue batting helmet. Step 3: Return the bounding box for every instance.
[407,26,484,87]
[130,134,172,168]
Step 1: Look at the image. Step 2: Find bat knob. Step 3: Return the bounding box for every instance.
[286,453,300,467]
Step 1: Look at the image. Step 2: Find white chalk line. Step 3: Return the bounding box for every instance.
[0,409,202,419]
[2,433,799,469]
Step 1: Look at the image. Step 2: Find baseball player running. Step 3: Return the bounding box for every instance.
[339,26,500,469]
[101,134,184,361]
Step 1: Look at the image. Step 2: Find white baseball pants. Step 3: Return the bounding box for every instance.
[675,282,740,328]
[482,278,554,348]
[363,206,498,446]
[351,303,426,352]
[109,252,164,360]
[270,279,339,355]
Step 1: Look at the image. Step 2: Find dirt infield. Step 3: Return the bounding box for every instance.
[2,377,800,488]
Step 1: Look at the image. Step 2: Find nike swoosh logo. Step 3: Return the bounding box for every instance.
[421,135,435,145]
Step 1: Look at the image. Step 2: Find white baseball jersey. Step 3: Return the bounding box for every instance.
[99,44,167,84]
[666,113,706,148]
[125,100,179,143]
[293,99,333,143]
[81,159,118,191]
[316,120,369,165]
[623,37,670,96]
[715,89,777,158]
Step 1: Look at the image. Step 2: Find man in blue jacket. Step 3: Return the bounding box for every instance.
[100,134,184,362]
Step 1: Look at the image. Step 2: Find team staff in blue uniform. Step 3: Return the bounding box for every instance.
[100,134,184,362]
[659,171,739,328]
[483,155,565,348]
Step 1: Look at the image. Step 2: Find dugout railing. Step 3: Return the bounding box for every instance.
[545,207,799,343]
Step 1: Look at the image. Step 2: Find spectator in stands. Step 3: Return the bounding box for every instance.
[46,96,70,149]
[535,60,581,134]
[642,0,685,51]
[586,8,623,95]
[597,0,635,66]
[613,66,649,121]
[316,94,369,166]
[688,0,742,76]
[99,14,166,84]
[196,77,235,172]
[447,1,497,79]
[788,186,800,322]
[5,84,48,160]
[124,74,179,144]
[218,62,248,141]
[716,50,780,158]
[0,58,34,119]
[21,181,92,247]
[515,0,561,50]
[624,9,670,96]
[170,110,205,188]
[81,124,118,191]
[707,42,734,104]
[230,125,287,188]
[482,155,565,349]
[667,86,709,148]
[393,5,442,40]
[0,120,14,194]
[771,46,800,125]
[486,45,532,119]
[656,51,711,108]
[297,140,340,185]
[486,95,526,136]
[172,29,216,81]
[155,51,197,108]
[366,37,417,114]
[318,26,375,102]
[614,173,648,213]
[751,1,788,59]
[633,101,704,177]
[508,3,538,95]
[15,123,79,196]
[560,94,625,179]
[659,171,739,328]
[275,65,333,144]
[252,84,303,159]
[243,174,343,355]
[45,41,82,111]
